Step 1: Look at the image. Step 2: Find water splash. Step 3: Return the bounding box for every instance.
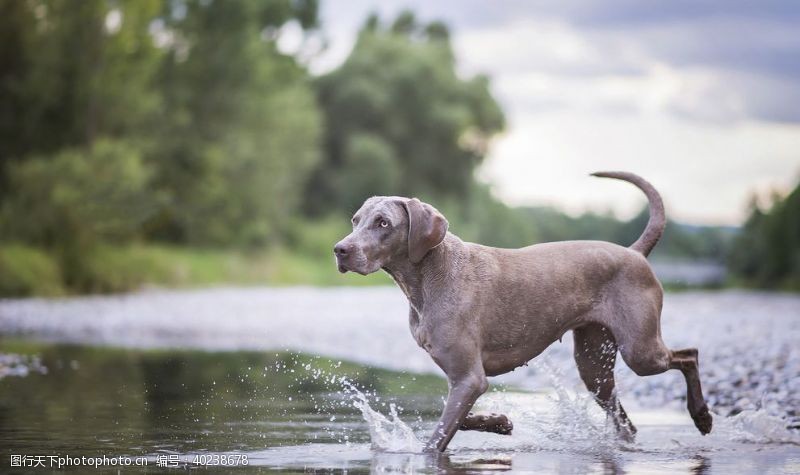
[532,358,621,450]
[339,356,620,454]
[267,355,424,452]
[272,352,800,460]
[341,379,424,453]
[717,409,800,445]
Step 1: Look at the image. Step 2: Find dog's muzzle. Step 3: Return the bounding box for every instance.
[334,241,353,273]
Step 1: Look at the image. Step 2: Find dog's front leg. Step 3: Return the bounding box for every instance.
[425,372,488,452]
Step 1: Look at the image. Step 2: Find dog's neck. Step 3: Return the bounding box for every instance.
[383,233,465,315]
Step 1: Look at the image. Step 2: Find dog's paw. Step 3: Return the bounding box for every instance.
[460,412,513,435]
[693,406,713,435]
[488,413,514,435]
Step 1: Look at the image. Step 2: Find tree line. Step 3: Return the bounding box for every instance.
[728,184,800,289]
[0,0,790,294]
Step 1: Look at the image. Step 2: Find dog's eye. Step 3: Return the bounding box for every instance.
[379,220,389,228]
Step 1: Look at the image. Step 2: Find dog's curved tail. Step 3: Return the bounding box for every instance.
[591,171,665,257]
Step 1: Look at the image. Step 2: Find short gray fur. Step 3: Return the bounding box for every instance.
[334,172,712,452]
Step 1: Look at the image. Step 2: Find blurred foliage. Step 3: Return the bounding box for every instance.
[729,184,800,289]
[0,0,323,294]
[147,0,321,246]
[305,12,504,214]
[0,2,776,296]
[0,140,154,291]
[1,140,153,247]
[0,244,63,296]
[0,243,389,295]
[0,0,163,173]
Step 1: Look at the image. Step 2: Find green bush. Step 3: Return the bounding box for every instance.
[72,245,271,293]
[74,245,172,294]
[0,245,63,297]
[0,140,155,290]
[1,139,154,247]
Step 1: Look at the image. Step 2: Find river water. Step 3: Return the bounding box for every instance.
[0,288,798,473]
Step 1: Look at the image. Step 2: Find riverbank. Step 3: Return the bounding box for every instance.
[0,244,391,297]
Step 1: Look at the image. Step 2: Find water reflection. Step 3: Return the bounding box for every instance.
[691,455,712,475]
[0,340,444,464]
[0,340,795,474]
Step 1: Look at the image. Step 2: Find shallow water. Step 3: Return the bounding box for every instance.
[1,288,799,473]
[1,342,798,473]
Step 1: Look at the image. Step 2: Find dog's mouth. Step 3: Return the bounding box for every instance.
[336,254,374,276]
[336,258,356,274]
[337,261,371,276]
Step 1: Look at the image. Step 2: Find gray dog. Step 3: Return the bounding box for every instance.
[334,171,712,452]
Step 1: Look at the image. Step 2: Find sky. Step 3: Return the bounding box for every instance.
[289,0,800,225]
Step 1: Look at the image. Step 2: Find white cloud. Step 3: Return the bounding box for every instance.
[456,19,647,78]
[454,19,754,122]
[451,18,800,224]
[478,110,800,224]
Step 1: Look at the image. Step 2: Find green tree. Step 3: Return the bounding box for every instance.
[0,140,154,288]
[333,133,401,212]
[0,0,162,180]
[147,0,322,246]
[306,11,505,215]
[729,183,800,288]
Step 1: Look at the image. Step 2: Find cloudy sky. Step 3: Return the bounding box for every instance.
[301,0,800,225]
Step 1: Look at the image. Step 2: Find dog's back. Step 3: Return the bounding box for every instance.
[465,239,661,375]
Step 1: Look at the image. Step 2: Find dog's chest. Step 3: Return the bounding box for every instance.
[408,311,428,348]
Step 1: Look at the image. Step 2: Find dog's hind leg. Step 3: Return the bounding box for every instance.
[669,348,713,434]
[573,323,636,440]
[611,297,713,435]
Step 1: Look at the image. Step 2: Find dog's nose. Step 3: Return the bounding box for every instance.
[334,243,349,257]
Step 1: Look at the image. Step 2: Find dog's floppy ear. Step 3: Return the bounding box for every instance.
[403,198,448,264]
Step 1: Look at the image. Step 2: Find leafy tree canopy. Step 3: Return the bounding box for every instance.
[305,11,505,214]
[148,0,322,246]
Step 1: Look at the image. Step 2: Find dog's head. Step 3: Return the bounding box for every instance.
[334,197,449,274]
